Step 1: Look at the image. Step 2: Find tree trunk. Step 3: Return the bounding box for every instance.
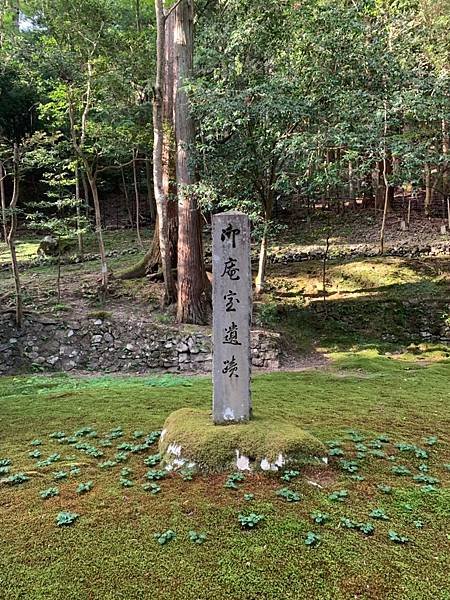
[153,0,177,304]
[81,170,90,220]
[7,144,22,328]
[163,8,178,271]
[174,0,208,324]
[133,149,144,248]
[424,164,433,217]
[0,161,7,242]
[255,221,268,295]
[145,156,157,222]
[87,170,108,296]
[75,166,84,258]
[121,165,134,227]
[380,155,390,254]
[443,119,449,202]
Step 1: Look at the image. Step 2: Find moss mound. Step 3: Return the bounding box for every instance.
[159,408,326,472]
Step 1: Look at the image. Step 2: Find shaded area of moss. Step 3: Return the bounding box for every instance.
[159,408,326,472]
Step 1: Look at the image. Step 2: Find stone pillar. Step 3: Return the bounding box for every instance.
[212,211,252,424]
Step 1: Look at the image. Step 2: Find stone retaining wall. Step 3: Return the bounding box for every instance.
[0,314,281,375]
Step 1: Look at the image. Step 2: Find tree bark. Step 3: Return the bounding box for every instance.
[145,156,157,222]
[0,161,7,242]
[174,0,208,324]
[424,163,433,217]
[133,148,144,248]
[75,166,84,258]
[121,165,134,227]
[255,221,268,295]
[153,0,177,304]
[7,144,22,328]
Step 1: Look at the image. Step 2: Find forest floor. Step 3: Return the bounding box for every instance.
[1,352,449,600]
[1,211,449,367]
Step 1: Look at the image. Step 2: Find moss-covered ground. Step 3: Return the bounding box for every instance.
[1,352,449,600]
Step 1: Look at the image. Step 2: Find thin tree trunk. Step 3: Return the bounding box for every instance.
[87,170,108,297]
[133,149,144,248]
[174,0,208,324]
[424,164,433,217]
[82,170,90,220]
[322,235,330,317]
[75,166,84,258]
[153,0,177,304]
[57,244,62,303]
[7,144,22,328]
[121,165,134,227]
[68,86,108,298]
[0,161,7,242]
[145,156,157,222]
[255,221,268,295]
[380,102,389,254]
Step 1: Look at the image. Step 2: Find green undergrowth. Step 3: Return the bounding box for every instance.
[1,353,449,600]
[264,257,450,354]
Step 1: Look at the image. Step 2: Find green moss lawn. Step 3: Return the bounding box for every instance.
[1,353,450,600]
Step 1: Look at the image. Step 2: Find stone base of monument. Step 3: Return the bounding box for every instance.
[158,408,327,473]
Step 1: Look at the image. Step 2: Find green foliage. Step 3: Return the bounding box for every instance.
[145,470,166,481]
[369,508,389,521]
[154,530,176,545]
[39,487,59,499]
[30,440,42,446]
[377,484,393,494]
[0,466,11,475]
[328,490,348,502]
[142,483,161,494]
[49,431,66,440]
[29,451,41,460]
[2,473,30,486]
[388,530,409,544]
[304,532,321,547]
[244,493,255,502]
[119,478,133,488]
[0,459,12,467]
[225,472,245,490]
[143,454,161,467]
[76,481,93,494]
[424,436,438,446]
[328,447,344,457]
[311,511,330,525]
[392,466,412,476]
[413,474,439,486]
[339,460,359,473]
[53,471,68,481]
[276,488,301,503]
[238,513,265,529]
[56,511,79,527]
[99,460,117,469]
[280,470,300,482]
[180,469,195,482]
[188,531,207,545]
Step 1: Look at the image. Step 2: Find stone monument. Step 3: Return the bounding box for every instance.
[212,211,252,424]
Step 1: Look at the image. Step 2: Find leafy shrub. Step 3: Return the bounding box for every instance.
[76,481,93,494]
[238,513,265,529]
[304,532,321,547]
[56,511,79,526]
[40,487,59,499]
[276,487,301,502]
[154,530,176,545]
[188,531,206,544]
[311,511,330,525]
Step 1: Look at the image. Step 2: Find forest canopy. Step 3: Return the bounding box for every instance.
[0,0,449,324]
